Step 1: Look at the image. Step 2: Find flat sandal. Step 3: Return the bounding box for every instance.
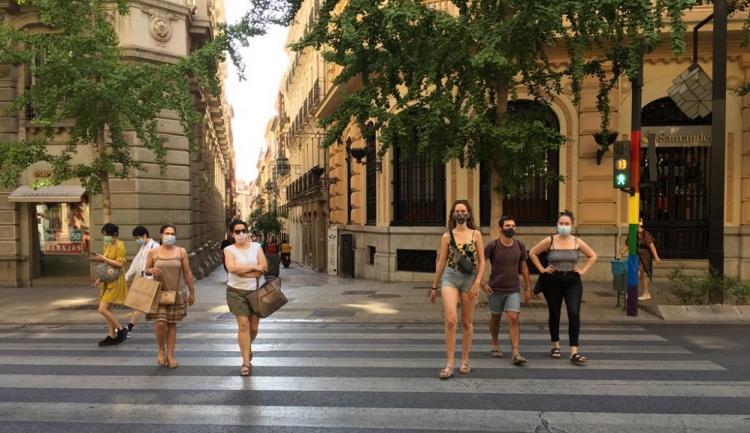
[438,366,454,379]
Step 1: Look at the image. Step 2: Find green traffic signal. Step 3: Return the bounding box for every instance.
[612,141,631,191]
[615,173,628,187]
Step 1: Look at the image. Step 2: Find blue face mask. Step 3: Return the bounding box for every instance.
[162,235,176,246]
[135,238,145,247]
[557,225,572,236]
[102,236,113,244]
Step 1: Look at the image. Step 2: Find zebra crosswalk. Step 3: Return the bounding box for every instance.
[0,321,748,433]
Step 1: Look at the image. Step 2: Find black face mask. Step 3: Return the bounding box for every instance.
[502,228,515,238]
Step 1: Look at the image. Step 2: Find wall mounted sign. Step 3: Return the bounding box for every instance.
[641,126,711,148]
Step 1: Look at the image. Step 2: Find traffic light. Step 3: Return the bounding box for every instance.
[612,140,631,191]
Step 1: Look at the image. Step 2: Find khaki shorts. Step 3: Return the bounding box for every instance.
[226,286,258,317]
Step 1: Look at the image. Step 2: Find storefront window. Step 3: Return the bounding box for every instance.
[36,198,90,256]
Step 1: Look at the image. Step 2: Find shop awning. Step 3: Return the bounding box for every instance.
[7,185,86,203]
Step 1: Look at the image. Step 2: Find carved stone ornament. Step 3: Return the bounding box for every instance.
[150,16,173,45]
[135,5,180,47]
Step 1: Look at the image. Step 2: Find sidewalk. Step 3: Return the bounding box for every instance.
[0,265,747,326]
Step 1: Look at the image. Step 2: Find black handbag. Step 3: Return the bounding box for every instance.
[448,229,475,274]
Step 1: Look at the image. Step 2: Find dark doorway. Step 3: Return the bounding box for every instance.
[340,233,354,278]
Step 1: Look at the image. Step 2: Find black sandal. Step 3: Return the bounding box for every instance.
[550,347,561,359]
[570,353,588,365]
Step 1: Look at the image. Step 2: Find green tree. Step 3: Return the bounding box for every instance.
[249,209,283,238]
[0,0,300,223]
[294,0,750,194]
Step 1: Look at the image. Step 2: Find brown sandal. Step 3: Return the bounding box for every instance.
[167,358,179,369]
[459,363,471,374]
[240,364,251,376]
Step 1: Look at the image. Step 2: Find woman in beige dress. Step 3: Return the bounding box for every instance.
[145,224,196,368]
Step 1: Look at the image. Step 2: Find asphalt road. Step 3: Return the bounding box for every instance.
[0,320,748,433]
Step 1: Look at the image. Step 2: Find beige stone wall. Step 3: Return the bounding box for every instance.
[0,1,232,286]
[276,1,750,282]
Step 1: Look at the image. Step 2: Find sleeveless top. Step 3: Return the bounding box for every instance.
[154,248,186,297]
[226,242,262,290]
[447,230,478,269]
[547,236,579,272]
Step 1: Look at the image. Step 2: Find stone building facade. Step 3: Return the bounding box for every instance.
[271,0,332,272]
[273,1,750,282]
[0,0,234,287]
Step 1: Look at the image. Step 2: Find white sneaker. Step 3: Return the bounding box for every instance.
[638,294,652,301]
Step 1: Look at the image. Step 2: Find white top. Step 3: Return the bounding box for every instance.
[225,242,262,291]
[125,238,160,284]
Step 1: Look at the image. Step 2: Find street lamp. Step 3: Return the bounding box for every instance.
[276,157,290,176]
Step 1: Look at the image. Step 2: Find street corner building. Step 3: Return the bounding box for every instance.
[0,1,235,287]
[257,1,750,284]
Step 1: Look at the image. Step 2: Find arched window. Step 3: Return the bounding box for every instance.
[481,100,561,226]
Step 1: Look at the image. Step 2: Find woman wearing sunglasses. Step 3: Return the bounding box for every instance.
[223,219,267,376]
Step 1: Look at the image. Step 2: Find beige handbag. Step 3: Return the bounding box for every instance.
[158,290,176,305]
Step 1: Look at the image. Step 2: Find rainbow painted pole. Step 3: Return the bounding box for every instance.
[626,58,644,317]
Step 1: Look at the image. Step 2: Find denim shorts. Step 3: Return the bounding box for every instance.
[488,291,521,314]
[440,267,477,292]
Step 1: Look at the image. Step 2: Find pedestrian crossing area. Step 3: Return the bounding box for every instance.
[0,322,748,433]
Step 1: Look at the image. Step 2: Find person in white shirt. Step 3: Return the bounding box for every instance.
[224,219,267,376]
[125,226,160,336]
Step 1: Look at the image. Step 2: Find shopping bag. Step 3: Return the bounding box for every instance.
[124,276,161,313]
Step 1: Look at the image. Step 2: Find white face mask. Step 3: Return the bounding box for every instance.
[557,225,572,236]
[162,234,176,246]
[234,233,248,243]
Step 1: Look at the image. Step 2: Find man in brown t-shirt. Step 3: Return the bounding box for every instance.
[481,215,532,365]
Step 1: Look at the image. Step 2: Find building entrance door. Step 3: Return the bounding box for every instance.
[641,98,711,259]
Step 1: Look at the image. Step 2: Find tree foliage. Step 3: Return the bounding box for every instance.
[0,0,300,220]
[249,208,283,236]
[294,0,750,194]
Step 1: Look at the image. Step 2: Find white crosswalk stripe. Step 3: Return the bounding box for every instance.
[0,322,746,433]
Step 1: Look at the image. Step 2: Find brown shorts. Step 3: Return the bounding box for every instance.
[226,286,258,317]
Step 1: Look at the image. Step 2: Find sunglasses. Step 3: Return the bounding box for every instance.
[233,229,248,235]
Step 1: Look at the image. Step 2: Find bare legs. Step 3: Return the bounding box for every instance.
[489,311,522,357]
[153,321,178,367]
[506,311,521,356]
[154,321,167,366]
[236,315,260,375]
[440,287,476,374]
[97,300,123,338]
[489,313,502,353]
[638,270,653,300]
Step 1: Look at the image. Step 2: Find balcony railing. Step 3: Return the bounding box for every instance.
[288,78,322,137]
[286,166,324,204]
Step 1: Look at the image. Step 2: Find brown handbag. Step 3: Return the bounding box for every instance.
[249,276,287,318]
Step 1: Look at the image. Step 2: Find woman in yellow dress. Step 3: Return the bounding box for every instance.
[90,223,128,346]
